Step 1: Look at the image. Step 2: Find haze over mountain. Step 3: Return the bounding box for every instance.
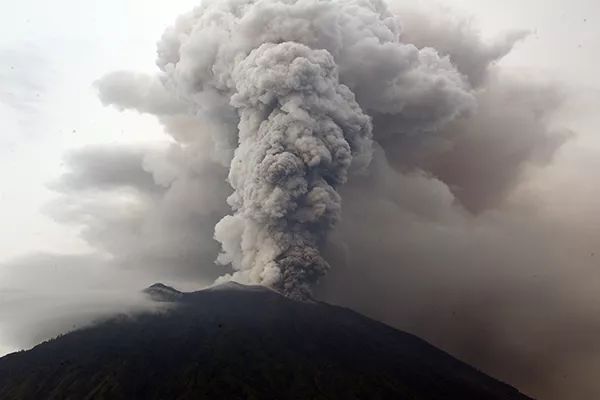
[0,283,533,400]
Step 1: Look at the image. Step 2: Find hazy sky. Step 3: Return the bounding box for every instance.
[0,0,596,258]
[0,1,599,397]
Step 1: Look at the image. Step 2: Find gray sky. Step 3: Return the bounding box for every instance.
[0,0,197,260]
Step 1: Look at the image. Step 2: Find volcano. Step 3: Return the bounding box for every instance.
[0,282,532,399]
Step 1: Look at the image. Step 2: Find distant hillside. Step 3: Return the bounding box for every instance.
[0,282,533,400]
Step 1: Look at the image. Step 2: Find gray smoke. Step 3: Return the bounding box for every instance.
[213,43,372,298]
[5,1,597,399]
[97,0,475,297]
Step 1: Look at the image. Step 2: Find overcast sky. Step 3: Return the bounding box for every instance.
[0,1,599,397]
[0,0,596,259]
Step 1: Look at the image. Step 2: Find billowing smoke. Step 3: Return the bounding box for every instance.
[98,0,475,297]
[4,1,599,399]
[213,43,373,298]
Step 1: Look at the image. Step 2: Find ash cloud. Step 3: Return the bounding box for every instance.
[392,2,529,87]
[95,0,477,298]
[3,1,599,399]
[212,42,373,298]
[50,146,160,194]
[44,143,229,284]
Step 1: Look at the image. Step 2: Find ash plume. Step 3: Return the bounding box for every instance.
[98,0,474,297]
[6,1,598,398]
[213,43,372,298]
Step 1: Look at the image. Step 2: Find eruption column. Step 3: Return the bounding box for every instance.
[214,43,372,299]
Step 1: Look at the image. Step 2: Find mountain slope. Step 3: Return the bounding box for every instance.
[0,282,533,400]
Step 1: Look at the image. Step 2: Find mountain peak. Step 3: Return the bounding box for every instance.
[143,283,183,302]
[143,281,279,304]
[204,281,276,293]
[0,282,532,400]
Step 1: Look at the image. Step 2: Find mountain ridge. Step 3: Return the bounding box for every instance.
[0,282,534,400]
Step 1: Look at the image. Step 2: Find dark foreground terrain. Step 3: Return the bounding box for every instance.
[0,282,533,399]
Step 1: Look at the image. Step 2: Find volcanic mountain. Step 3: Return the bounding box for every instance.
[0,282,532,399]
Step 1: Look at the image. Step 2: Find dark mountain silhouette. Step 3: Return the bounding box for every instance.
[0,282,533,400]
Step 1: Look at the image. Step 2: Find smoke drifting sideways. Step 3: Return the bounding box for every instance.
[2,0,600,399]
[121,0,478,299]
